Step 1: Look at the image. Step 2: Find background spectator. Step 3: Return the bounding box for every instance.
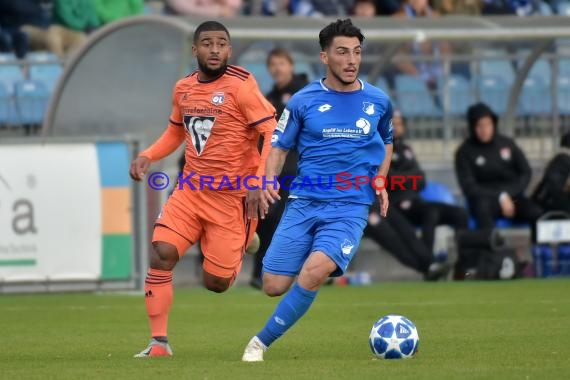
[374,0,401,15]
[289,0,354,17]
[0,0,50,58]
[249,47,307,289]
[392,0,451,90]
[351,0,377,16]
[432,0,482,15]
[365,203,451,281]
[92,0,144,25]
[165,0,243,17]
[455,102,543,231]
[388,109,469,255]
[47,0,100,60]
[532,131,570,214]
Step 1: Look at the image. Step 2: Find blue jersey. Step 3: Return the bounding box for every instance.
[272,79,393,205]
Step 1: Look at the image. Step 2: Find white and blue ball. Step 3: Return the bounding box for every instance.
[369,314,419,359]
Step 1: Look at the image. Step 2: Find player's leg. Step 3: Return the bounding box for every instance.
[135,192,201,358]
[242,200,316,361]
[199,193,259,293]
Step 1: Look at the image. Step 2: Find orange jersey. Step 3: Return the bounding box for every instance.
[168,65,276,193]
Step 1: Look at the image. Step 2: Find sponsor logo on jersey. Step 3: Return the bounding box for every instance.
[276,109,290,132]
[363,102,375,115]
[355,118,371,134]
[211,92,224,105]
[318,104,332,112]
[184,115,215,156]
[341,239,354,255]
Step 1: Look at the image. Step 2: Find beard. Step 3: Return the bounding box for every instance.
[330,66,358,86]
[197,57,227,79]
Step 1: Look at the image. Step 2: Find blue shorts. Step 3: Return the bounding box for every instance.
[262,198,369,277]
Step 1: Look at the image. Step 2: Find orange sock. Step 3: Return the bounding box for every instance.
[144,268,173,338]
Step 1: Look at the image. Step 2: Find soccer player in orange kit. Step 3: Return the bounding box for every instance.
[129,21,276,357]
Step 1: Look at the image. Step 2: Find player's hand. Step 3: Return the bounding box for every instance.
[376,189,389,217]
[499,193,515,218]
[129,156,151,181]
[246,188,265,220]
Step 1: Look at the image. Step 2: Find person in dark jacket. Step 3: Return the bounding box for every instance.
[388,109,469,253]
[249,47,308,289]
[533,131,570,214]
[455,102,543,230]
[0,0,48,58]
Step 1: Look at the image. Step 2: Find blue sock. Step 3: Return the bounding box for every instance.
[256,283,318,348]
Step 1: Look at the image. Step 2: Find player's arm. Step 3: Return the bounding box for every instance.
[130,87,185,181]
[376,101,394,217]
[264,147,289,202]
[237,75,277,218]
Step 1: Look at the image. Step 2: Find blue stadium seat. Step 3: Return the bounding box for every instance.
[240,62,273,94]
[559,58,570,78]
[538,1,553,15]
[394,75,441,117]
[480,55,515,85]
[375,76,390,93]
[14,80,49,124]
[29,63,62,94]
[475,76,510,114]
[557,76,570,115]
[558,2,570,15]
[524,59,552,85]
[518,77,552,116]
[0,54,25,95]
[0,83,19,125]
[420,181,456,206]
[438,75,474,115]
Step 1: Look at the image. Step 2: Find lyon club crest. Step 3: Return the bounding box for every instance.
[211,92,224,105]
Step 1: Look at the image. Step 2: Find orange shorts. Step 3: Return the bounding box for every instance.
[153,188,258,278]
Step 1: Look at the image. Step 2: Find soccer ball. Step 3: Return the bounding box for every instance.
[369,314,419,359]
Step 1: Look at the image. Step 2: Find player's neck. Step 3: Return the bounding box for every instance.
[197,69,225,83]
[322,77,361,92]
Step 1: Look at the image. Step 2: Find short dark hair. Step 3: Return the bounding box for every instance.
[193,21,230,43]
[318,19,364,51]
[266,48,294,67]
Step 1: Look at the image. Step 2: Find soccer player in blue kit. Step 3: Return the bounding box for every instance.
[242,19,394,362]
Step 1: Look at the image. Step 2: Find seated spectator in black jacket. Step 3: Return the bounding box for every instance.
[388,109,468,255]
[533,131,570,214]
[455,102,543,230]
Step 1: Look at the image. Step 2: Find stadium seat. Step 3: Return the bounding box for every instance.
[480,50,515,86]
[438,75,474,115]
[537,1,553,15]
[559,58,570,77]
[518,76,552,116]
[240,62,273,94]
[420,181,456,206]
[522,59,552,86]
[394,75,441,117]
[557,76,570,115]
[0,82,19,125]
[0,54,25,95]
[475,76,510,114]
[29,63,62,94]
[375,76,390,93]
[26,51,58,63]
[558,2,570,15]
[14,80,49,125]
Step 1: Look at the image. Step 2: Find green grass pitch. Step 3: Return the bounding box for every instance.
[1,280,569,380]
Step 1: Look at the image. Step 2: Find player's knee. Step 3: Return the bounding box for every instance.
[263,282,288,297]
[150,242,179,271]
[204,276,231,293]
[301,262,333,289]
